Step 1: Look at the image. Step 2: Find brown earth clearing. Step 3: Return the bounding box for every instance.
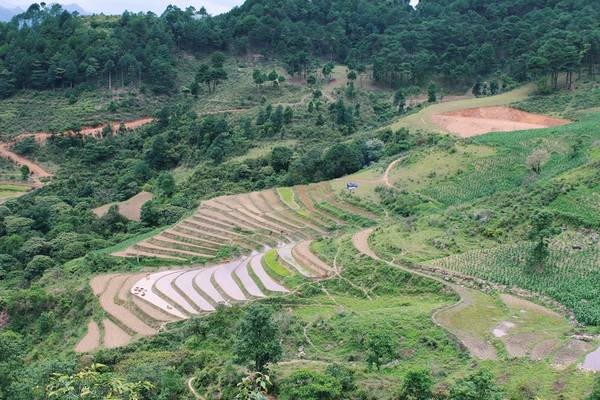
[431,106,569,137]
[93,191,154,221]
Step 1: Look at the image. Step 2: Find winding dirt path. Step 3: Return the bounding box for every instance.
[383,157,405,188]
[351,228,497,360]
[0,117,154,190]
[186,377,205,400]
[0,142,53,187]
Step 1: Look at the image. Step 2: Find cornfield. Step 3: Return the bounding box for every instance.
[429,234,600,325]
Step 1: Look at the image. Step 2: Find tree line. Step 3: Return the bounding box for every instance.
[2,0,600,99]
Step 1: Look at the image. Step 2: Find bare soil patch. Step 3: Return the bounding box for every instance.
[102,319,131,348]
[553,339,594,369]
[500,293,562,319]
[531,339,561,361]
[0,143,52,187]
[93,191,153,221]
[432,106,569,137]
[78,117,154,137]
[503,332,538,358]
[75,320,101,353]
[90,274,117,296]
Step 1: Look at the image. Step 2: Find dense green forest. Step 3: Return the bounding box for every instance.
[1,0,600,399]
[2,0,600,98]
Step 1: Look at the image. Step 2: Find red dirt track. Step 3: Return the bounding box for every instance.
[432,106,569,137]
[0,117,154,188]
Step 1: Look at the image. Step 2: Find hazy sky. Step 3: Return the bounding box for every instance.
[3,0,418,15]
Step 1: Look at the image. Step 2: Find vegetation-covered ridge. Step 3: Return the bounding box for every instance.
[2,0,600,99]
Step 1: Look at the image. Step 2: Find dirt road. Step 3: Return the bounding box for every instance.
[351,228,497,360]
[0,142,53,187]
[0,117,154,189]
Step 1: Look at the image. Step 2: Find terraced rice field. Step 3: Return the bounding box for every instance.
[80,244,334,351]
[83,182,365,350]
[113,183,374,262]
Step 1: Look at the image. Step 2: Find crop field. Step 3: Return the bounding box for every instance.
[513,81,600,119]
[428,232,600,325]
[93,191,154,222]
[299,234,596,399]
[84,181,379,349]
[385,114,600,207]
[81,241,332,351]
[112,182,376,262]
[387,145,495,192]
[548,186,600,227]
[0,182,31,201]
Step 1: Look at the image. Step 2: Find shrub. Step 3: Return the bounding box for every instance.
[278,370,342,400]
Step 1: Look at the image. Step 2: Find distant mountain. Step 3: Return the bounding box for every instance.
[0,4,21,21]
[0,2,88,22]
[61,3,88,15]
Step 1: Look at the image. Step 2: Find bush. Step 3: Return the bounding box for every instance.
[278,370,342,400]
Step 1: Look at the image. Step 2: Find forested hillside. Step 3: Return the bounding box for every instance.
[1,0,600,98]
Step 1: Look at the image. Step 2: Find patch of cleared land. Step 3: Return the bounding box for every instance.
[0,182,32,202]
[431,106,569,137]
[93,191,153,221]
[384,84,535,133]
[75,320,101,353]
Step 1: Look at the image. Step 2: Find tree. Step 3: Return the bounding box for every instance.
[322,62,335,82]
[157,171,176,196]
[145,135,173,170]
[0,330,25,399]
[365,329,395,370]
[234,303,282,371]
[472,81,482,97]
[526,149,550,174]
[141,200,161,226]
[46,363,154,400]
[570,135,586,158]
[393,89,406,113]
[253,69,266,91]
[270,146,294,172]
[268,70,279,87]
[448,370,501,400]
[322,143,363,179]
[283,106,294,125]
[589,376,600,400]
[395,369,433,400]
[427,83,437,103]
[0,69,16,99]
[24,255,55,281]
[20,165,30,181]
[489,81,499,95]
[527,211,557,271]
[211,52,226,68]
[271,105,284,137]
[104,60,115,91]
